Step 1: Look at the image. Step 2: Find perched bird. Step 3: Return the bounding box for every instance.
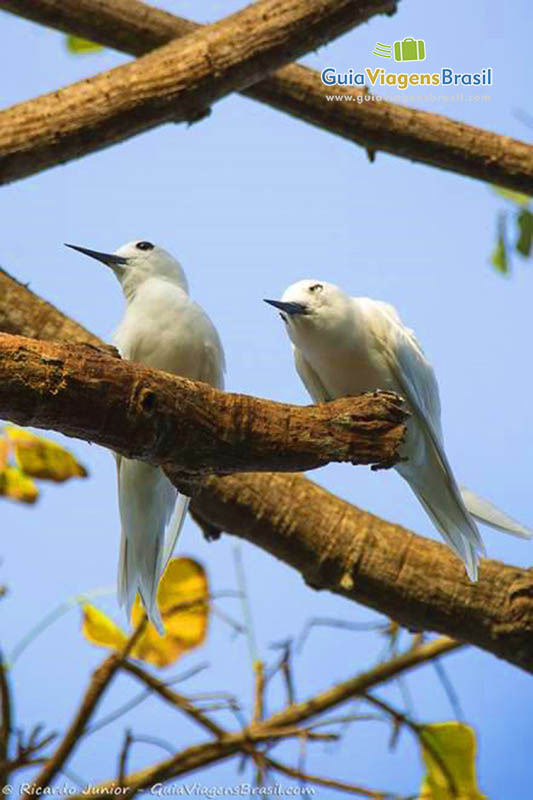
[265,280,531,579]
[66,240,225,631]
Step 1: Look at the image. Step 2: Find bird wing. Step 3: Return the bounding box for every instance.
[361,299,484,576]
[369,300,443,441]
[200,335,226,390]
[162,313,225,569]
[292,345,333,403]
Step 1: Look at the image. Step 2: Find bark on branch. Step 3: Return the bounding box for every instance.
[0,267,532,673]
[4,0,533,193]
[0,333,406,477]
[0,0,396,185]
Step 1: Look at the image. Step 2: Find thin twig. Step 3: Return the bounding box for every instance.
[233,545,259,666]
[118,730,133,786]
[265,755,404,798]
[268,640,296,706]
[432,657,464,722]
[66,637,460,797]
[297,617,389,652]
[363,694,459,798]
[0,650,12,786]
[252,661,266,724]
[24,618,147,793]
[120,660,224,738]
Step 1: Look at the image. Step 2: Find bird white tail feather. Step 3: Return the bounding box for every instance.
[163,494,190,568]
[117,459,189,635]
[460,487,533,540]
[399,450,485,581]
[414,489,480,580]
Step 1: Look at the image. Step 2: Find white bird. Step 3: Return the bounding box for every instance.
[265,280,531,580]
[67,240,225,631]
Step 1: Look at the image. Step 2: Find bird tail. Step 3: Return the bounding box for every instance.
[117,459,189,635]
[399,456,485,581]
[460,487,532,540]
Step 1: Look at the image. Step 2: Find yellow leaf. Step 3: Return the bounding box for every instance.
[5,426,88,483]
[80,558,209,668]
[81,604,128,650]
[66,35,104,54]
[419,723,485,800]
[0,467,39,504]
[0,438,10,470]
[131,558,209,668]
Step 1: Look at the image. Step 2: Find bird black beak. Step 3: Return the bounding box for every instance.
[64,243,128,267]
[263,299,309,316]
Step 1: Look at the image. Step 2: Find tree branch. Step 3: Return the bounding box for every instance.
[120,661,225,739]
[1,267,532,673]
[0,0,396,185]
[66,638,458,798]
[27,621,147,792]
[0,333,406,477]
[4,0,533,193]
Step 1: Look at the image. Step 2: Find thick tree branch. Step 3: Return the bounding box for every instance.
[191,473,533,673]
[1,268,532,673]
[4,0,533,192]
[0,333,406,476]
[0,0,396,185]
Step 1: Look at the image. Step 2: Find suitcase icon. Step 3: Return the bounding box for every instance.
[393,38,426,62]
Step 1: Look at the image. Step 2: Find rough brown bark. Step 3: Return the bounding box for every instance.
[5,0,533,193]
[192,473,533,673]
[0,0,396,185]
[0,267,103,348]
[0,333,406,477]
[0,267,532,673]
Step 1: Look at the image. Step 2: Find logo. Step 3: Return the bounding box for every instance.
[321,37,492,92]
[373,37,426,62]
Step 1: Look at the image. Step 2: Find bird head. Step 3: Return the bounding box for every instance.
[264,279,351,348]
[65,240,189,299]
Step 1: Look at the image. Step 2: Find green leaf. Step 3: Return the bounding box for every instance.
[490,212,509,274]
[418,722,485,799]
[516,209,533,258]
[491,185,531,208]
[66,35,103,55]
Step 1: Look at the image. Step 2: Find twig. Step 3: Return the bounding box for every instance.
[269,640,296,706]
[120,661,224,738]
[264,755,403,798]
[0,650,12,786]
[24,618,147,793]
[252,662,266,724]
[297,616,389,652]
[128,733,176,757]
[432,657,464,722]
[363,694,458,798]
[233,546,259,666]
[118,730,133,786]
[66,637,460,797]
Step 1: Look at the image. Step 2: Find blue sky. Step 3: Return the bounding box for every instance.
[1,0,532,796]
